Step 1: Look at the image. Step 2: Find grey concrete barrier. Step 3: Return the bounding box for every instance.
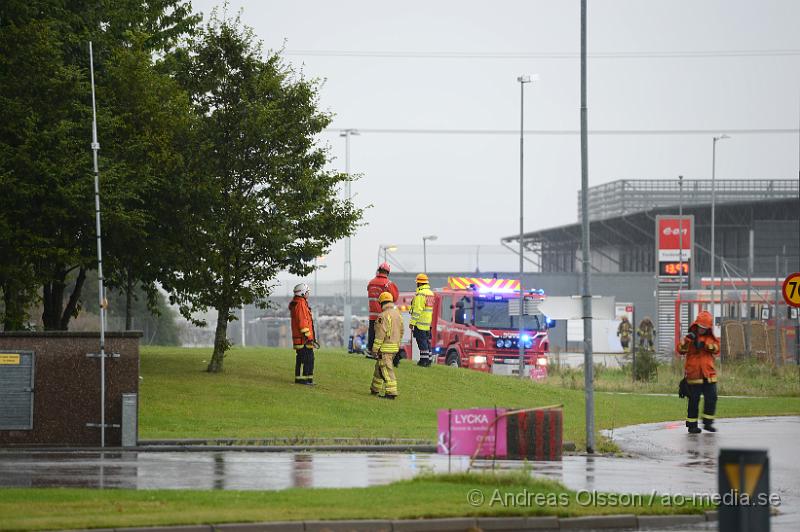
[558,514,638,529]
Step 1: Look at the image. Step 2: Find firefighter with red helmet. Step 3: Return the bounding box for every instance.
[410,273,434,366]
[366,262,399,354]
[677,310,720,433]
[289,283,317,385]
[370,291,403,399]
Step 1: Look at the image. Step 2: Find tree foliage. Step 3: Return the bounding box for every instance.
[0,0,198,330]
[163,11,362,372]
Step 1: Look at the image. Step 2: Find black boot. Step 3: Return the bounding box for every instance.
[687,421,701,434]
[703,420,717,432]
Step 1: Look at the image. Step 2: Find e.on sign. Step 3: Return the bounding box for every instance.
[657,216,692,262]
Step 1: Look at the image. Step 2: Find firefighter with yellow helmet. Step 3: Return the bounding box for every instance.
[370,291,403,399]
[410,273,435,366]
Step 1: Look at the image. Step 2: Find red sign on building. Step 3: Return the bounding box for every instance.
[656,215,693,277]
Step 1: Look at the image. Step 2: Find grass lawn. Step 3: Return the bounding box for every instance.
[547,356,800,397]
[139,346,800,450]
[0,472,712,531]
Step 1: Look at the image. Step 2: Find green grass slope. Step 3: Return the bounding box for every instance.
[0,473,712,531]
[140,347,800,450]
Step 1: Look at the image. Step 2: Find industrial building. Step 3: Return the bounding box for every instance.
[500,178,799,357]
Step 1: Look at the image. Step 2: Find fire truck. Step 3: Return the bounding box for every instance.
[397,277,552,379]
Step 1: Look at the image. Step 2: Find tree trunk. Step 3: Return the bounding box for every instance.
[60,267,86,330]
[2,281,25,331]
[207,305,230,373]
[125,270,133,330]
[42,267,66,330]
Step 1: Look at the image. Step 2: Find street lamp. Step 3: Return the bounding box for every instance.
[340,129,359,347]
[517,74,537,379]
[710,134,730,312]
[422,235,437,272]
[379,244,398,264]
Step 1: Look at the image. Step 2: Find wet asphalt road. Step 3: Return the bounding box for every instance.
[1,416,797,530]
[609,416,800,531]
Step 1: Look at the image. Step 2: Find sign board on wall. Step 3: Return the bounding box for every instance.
[656,215,693,279]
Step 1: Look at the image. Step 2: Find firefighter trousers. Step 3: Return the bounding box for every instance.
[367,320,376,352]
[687,381,717,426]
[370,352,398,396]
[295,347,314,383]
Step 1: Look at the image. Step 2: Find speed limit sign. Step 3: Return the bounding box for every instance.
[783,272,800,308]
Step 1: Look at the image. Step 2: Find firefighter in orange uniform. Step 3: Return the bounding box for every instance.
[289,283,317,385]
[370,291,403,399]
[366,262,399,354]
[677,310,720,433]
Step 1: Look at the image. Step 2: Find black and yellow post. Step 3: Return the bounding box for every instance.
[718,449,770,532]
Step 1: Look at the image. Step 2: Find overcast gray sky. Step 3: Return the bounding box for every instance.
[191,0,800,295]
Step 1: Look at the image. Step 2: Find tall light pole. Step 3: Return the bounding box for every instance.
[579,0,595,454]
[710,134,730,313]
[678,175,684,293]
[516,74,536,379]
[340,129,359,346]
[422,235,437,272]
[313,257,326,327]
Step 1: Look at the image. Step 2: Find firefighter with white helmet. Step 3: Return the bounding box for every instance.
[410,273,434,366]
[370,291,403,399]
[366,262,399,355]
[289,283,317,385]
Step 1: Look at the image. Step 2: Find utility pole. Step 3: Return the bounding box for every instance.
[580,0,595,453]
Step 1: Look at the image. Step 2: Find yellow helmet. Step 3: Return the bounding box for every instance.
[378,291,394,304]
[415,273,429,284]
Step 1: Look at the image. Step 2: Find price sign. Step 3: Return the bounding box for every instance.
[782,272,800,308]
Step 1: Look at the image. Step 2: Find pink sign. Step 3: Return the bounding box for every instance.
[437,408,507,457]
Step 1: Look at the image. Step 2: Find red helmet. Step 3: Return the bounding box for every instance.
[378,262,391,273]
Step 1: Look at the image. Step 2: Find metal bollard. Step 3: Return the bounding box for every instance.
[121,393,138,448]
[718,448,770,532]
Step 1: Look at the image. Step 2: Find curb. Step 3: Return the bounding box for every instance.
[98,512,720,532]
[0,445,438,454]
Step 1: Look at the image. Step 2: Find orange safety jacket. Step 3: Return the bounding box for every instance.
[289,295,315,350]
[367,273,399,320]
[676,310,720,383]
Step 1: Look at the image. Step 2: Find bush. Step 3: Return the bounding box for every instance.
[631,348,658,382]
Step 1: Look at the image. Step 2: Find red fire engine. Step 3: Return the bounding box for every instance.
[397,277,552,379]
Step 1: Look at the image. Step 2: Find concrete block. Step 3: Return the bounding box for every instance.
[558,514,637,529]
[475,517,528,530]
[116,526,213,532]
[636,514,706,529]
[304,520,392,532]
[391,518,478,531]
[523,516,560,529]
[213,522,304,532]
[704,510,718,521]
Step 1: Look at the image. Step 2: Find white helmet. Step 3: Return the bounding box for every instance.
[293,283,310,296]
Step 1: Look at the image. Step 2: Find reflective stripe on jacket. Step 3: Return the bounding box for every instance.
[373,303,404,354]
[409,284,434,331]
[289,296,315,349]
[677,311,719,383]
[367,273,399,320]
